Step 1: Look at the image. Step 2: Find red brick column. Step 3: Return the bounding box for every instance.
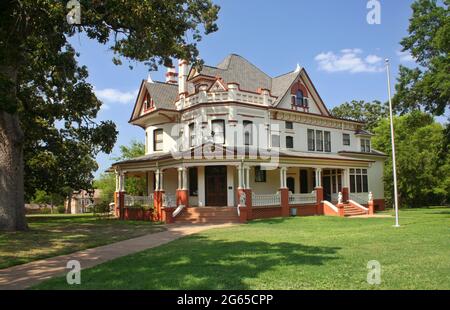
[176,189,189,208]
[114,191,126,220]
[237,188,252,222]
[368,199,374,215]
[315,187,324,215]
[161,207,176,224]
[153,190,165,221]
[337,202,345,217]
[280,188,289,217]
[342,187,349,202]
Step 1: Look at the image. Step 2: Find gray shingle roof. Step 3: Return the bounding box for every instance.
[144,81,178,110]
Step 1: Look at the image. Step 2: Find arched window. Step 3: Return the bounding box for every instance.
[295,90,304,106]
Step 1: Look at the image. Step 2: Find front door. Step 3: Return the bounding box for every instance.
[205,166,227,206]
[322,175,332,201]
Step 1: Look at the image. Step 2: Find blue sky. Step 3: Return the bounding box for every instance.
[69,0,418,177]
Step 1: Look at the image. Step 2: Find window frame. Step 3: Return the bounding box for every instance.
[295,90,304,106]
[255,166,267,183]
[271,134,280,148]
[343,133,350,146]
[324,131,331,152]
[316,130,324,152]
[307,129,315,151]
[189,123,195,148]
[286,136,294,149]
[243,120,253,146]
[285,121,293,130]
[349,168,369,193]
[211,119,225,145]
[153,129,163,152]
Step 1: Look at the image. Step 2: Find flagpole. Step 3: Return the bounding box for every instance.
[385,59,400,227]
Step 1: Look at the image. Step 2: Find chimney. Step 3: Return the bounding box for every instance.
[178,59,188,95]
[165,67,178,84]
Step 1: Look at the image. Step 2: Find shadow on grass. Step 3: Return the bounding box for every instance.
[38,235,341,290]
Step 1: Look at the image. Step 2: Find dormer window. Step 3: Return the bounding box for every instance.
[144,97,154,110]
[295,90,304,106]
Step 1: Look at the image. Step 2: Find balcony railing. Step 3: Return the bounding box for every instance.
[288,191,317,205]
[349,192,369,205]
[252,192,280,207]
[124,194,154,207]
[181,88,274,109]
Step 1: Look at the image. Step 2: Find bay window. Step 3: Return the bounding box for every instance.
[211,120,225,144]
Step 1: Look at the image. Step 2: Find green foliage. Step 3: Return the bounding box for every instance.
[94,173,116,203]
[393,0,449,116]
[94,140,147,200]
[93,201,111,218]
[57,206,66,214]
[31,190,64,206]
[330,100,388,132]
[372,111,450,207]
[0,0,219,229]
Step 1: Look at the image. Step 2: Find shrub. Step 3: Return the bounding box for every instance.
[57,205,66,214]
[40,207,52,214]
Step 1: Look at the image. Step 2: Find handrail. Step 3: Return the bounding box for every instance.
[323,200,339,213]
[348,200,369,212]
[172,204,185,217]
[288,191,316,205]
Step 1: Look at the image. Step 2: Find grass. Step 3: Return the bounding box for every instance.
[0,214,165,269]
[32,207,450,290]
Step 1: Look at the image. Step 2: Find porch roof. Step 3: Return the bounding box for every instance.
[108,144,374,172]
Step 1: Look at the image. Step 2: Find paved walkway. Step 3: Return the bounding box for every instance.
[0,223,235,290]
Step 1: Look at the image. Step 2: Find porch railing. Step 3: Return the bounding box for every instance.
[288,191,316,205]
[252,192,280,207]
[163,193,176,207]
[349,192,369,205]
[124,194,154,207]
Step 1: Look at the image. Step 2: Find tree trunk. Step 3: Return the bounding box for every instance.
[66,194,72,214]
[0,110,28,231]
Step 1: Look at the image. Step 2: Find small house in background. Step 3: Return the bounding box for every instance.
[65,189,103,214]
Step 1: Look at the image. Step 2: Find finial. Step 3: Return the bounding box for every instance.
[295,63,301,72]
[147,73,154,83]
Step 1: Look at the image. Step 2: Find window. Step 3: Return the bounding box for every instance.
[343,133,350,146]
[316,130,324,152]
[307,129,315,151]
[255,166,266,182]
[303,97,309,108]
[271,134,280,148]
[145,132,148,153]
[324,131,331,152]
[243,121,253,146]
[286,136,294,149]
[295,90,304,106]
[153,129,163,151]
[189,123,195,147]
[361,139,371,152]
[211,120,225,144]
[189,168,198,196]
[285,121,293,129]
[349,168,369,193]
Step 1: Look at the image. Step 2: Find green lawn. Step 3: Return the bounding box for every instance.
[0,214,165,269]
[33,207,450,290]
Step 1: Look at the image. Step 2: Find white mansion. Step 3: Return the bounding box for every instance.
[111,54,386,223]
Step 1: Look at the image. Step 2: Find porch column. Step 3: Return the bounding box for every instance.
[279,167,289,217]
[315,168,324,215]
[342,168,349,202]
[227,166,235,207]
[237,164,251,223]
[176,167,189,210]
[198,166,205,207]
[114,170,122,218]
[153,168,165,222]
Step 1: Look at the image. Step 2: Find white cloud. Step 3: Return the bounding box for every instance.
[315,48,384,73]
[95,88,138,104]
[396,50,415,63]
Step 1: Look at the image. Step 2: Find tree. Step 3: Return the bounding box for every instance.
[393,0,449,116]
[95,140,147,202]
[0,1,219,230]
[31,189,64,212]
[372,111,450,208]
[330,100,388,132]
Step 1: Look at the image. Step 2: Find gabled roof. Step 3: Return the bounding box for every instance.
[129,80,178,122]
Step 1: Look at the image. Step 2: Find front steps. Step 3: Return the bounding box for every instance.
[343,203,367,216]
[173,207,240,224]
